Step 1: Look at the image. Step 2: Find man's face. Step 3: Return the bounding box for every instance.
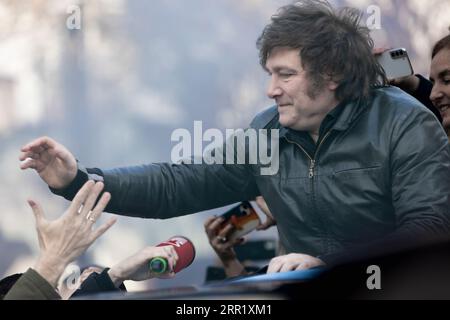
[430,48,450,131]
[265,47,339,134]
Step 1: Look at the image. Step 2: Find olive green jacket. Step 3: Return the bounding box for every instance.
[4,269,60,300]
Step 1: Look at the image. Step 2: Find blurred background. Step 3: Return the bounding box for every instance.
[0,0,449,292]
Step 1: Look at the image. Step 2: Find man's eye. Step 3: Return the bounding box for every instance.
[443,78,450,85]
[280,73,294,78]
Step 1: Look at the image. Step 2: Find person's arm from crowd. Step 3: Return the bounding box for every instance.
[71,245,178,298]
[4,181,116,300]
[204,216,247,278]
[57,266,106,300]
[205,196,280,277]
[20,136,260,219]
[373,48,441,121]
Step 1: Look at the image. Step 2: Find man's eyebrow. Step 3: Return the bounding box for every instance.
[266,66,298,73]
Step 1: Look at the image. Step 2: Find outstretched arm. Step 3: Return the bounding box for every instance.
[21,136,260,219]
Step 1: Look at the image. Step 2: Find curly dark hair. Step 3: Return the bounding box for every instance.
[256,0,387,101]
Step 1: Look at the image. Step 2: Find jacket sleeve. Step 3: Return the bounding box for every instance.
[320,102,450,268]
[70,268,126,298]
[321,107,450,267]
[52,146,260,219]
[390,104,450,237]
[3,269,61,300]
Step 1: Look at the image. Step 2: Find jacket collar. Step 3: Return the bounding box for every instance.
[332,97,370,132]
[278,96,370,139]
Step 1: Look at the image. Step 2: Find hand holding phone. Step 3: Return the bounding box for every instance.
[376,48,414,80]
[219,201,261,242]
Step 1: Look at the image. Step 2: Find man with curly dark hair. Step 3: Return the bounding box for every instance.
[20,1,450,273]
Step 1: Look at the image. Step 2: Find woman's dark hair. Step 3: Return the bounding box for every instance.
[432,34,450,58]
[257,0,387,101]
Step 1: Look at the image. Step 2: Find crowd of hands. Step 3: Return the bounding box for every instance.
[8,136,325,299]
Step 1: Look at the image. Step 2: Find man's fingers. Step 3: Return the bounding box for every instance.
[267,259,282,274]
[280,263,296,273]
[21,137,55,153]
[295,264,308,271]
[20,158,39,170]
[20,144,45,155]
[27,199,46,225]
[20,143,50,160]
[90,217,117,242]
[19,151,40,161]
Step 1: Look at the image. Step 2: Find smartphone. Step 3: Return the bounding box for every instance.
[219,201,261,241]
[376,48,414,80]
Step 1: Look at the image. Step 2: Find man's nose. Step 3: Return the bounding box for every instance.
[267,77,282,99]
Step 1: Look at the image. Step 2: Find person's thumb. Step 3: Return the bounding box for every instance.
[27,199,46,225]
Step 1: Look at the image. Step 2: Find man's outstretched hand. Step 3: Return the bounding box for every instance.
[267,253,325,273]
[20,136,78,189]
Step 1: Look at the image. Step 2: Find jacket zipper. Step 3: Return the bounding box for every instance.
[284,130,333,253]
[284,130,332,179]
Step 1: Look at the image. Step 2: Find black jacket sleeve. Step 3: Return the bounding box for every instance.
[52,145,260,219]
[70,268,126,298]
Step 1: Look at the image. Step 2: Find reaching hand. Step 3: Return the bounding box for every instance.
[31,180,116,287]
[255,196,277,230]
[372,47,391,56]
[389,75,420,93]
[204,216,247,277]
[107,245,179,287]
[20,136,78,189]
[267,253,325,273]
[204,216,244,262]
[373,47,419,92]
